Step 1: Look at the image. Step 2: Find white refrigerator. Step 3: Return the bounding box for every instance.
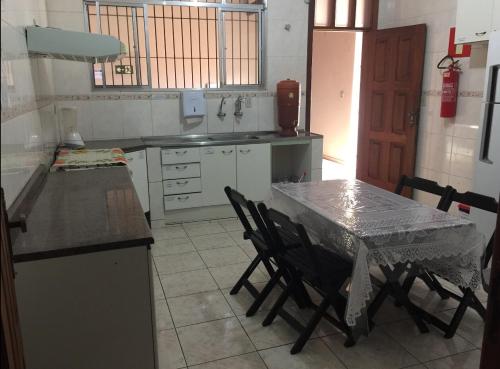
[473,30,500,237]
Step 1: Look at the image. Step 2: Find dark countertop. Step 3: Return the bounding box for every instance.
[12,167,153,263]
[84,131,323,152]
[84,138,146,153]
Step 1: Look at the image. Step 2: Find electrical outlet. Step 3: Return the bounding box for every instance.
[245,96,252,108]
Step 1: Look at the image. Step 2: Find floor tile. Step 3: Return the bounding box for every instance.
[157,329,186,369]
[177,317,255,366]
[259,338,346,369]
[438,308,484,348]
[372,297,416,325]
[156,298,174,331]
[190,233,237,251]
[153,225,188,240]
[209,262,268,289]
[382,319,474,362]
[286,304,343,338]
[152,237,197,257]
[239,243,259,259]
[228,230,253,246]
[199,246,250,268]
[238,311,300,350]
[160,269,218,298]
[168,290,234,327]
[407,279,459,313]
[153,274,166,301]
[424,349,481,369]
[221,282,283,316]
[322,329,418,369]
[155,252,205,275]
[187,352,267,369]
[183,221,226,237]
[217,218,245,232]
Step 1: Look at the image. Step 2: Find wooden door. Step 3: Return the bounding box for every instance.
[357,24,426,193]
[1,189,25,369]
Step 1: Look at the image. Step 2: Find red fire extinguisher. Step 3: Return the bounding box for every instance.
[438,55,461,118]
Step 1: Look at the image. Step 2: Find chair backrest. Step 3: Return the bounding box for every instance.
[224,186,254,235]
[224,186,274,249]
[449,190,498,269]
[395,175,454,211]
[257,203,320,273]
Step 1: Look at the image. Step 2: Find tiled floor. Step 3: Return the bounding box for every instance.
[151,218,484,369]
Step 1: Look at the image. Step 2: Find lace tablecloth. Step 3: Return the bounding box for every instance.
[270,180,485,328]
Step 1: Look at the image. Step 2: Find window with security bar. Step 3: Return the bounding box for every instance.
[85,1,265,89]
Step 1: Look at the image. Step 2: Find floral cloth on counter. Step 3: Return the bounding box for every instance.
[51,148,127,171]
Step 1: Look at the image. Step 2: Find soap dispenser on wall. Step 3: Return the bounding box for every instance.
[181,91,206,125]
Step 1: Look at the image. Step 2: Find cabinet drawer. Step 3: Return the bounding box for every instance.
[164,193,202,210]
[163,178,202,195]
[161,148,200,164]
[162,163,201,179]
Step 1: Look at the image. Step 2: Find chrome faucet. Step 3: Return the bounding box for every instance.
[234,96,244,118]
[217,97,226,118]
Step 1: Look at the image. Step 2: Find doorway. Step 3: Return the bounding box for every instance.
[310,30,363,180]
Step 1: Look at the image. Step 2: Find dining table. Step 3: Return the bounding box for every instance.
[270,179,486,336]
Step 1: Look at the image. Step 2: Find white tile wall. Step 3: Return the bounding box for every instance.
[1,0,58,208]
[43,0,309,140]
[378,0,486,206]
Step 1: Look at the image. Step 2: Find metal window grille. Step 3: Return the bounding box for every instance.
[84,1,265,89]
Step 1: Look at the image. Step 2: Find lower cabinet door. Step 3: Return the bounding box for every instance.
[201,146,236,206]
[236,143,271,202]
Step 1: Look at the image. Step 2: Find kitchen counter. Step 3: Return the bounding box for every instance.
[84,131,322,152]
[12,166,153,262]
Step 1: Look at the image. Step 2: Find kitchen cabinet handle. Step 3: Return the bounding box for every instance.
[222,150,233,155]
[177,196,190,202]
[239,149,251,154]
[176,180,189,186]
[175,165,188,171]
[127,157,134,162]
[8,214,27,233]
[175,150,188,155]
[475,31,487,36]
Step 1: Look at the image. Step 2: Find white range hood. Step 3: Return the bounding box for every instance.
[26,26,127,63]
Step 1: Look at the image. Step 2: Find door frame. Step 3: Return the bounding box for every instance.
[305,0,379,133]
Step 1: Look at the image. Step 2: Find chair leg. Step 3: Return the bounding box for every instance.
[290,296,331,355]
[428,273,450,300]
[230,254,262,295]
[368,284,391,328]
[390,282,429,334]
[444,289,473,338]
[246,269,282,317]
[395,274,417,307]
[263,284,292,327]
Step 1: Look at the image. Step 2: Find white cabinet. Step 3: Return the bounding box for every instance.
[201,146,237,206]
[236,143,271,202]
[125,150,149,213]
[455,0,495,44]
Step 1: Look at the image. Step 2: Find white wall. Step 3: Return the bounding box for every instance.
[378,0,487,206]
[45,0,309,140]
[311,31,356,163]
[1,0,58,208]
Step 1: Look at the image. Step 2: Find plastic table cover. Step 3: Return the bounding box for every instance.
[270,180,486,328]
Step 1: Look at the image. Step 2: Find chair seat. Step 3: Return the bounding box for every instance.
[246,228,301,253]
[285,246,352,287]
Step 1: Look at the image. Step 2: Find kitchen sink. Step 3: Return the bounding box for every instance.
[142,133,261,146]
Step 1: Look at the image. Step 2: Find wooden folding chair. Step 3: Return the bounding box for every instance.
[258,203,354,354]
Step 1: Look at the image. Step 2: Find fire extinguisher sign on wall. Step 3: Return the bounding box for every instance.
[438,55,461,118]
